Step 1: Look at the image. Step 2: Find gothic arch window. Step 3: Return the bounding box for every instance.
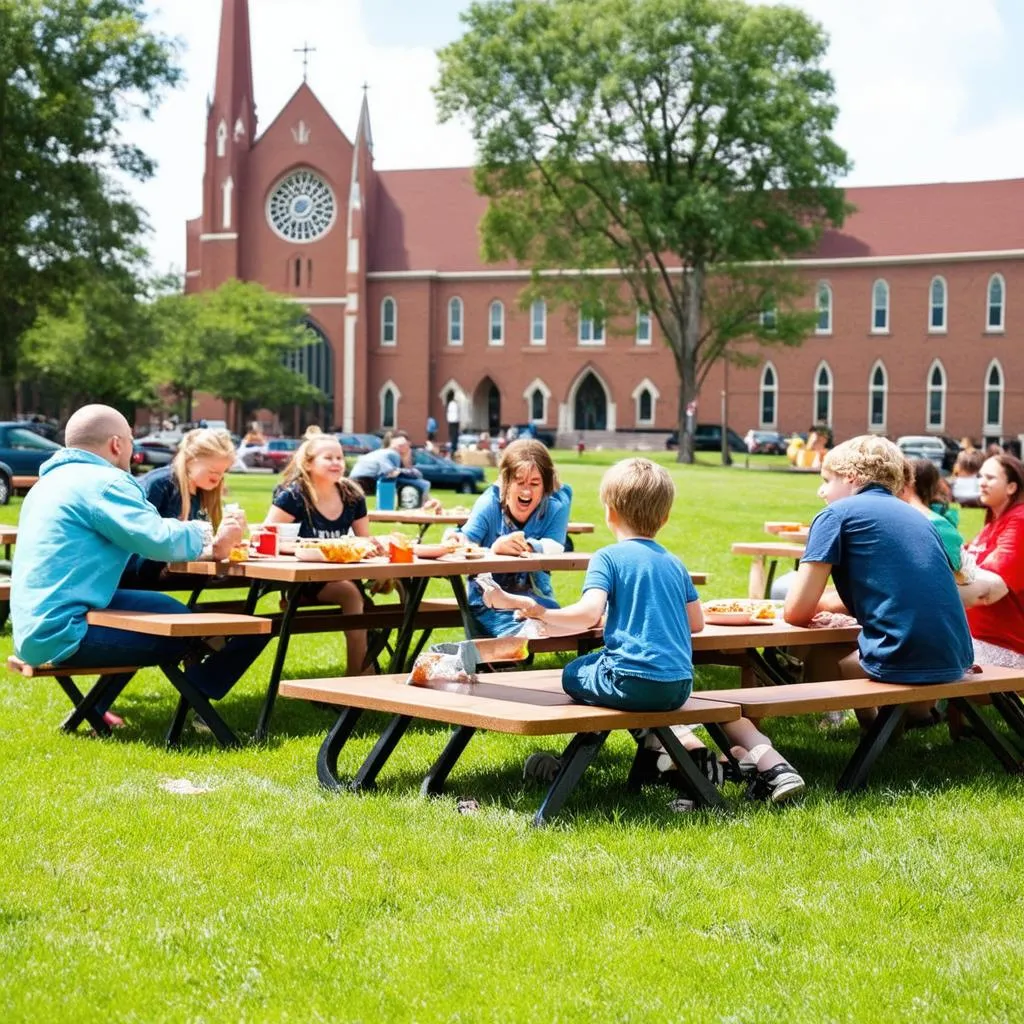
[631,378,659,426]
[814,361,833,426]
[872,279,890,333]
[987,274,1006,332]
[929,276,948,333]
[285,320,334,402]
[868,361,888,432]
[760,362,778,429]
[380,381,400,430]
[266,168,337,243]
[530,300,546,345]
[927,360,946,431]
[636,309,652,345]
[448,297,463,346]
[381,297,397,346]
[816,281,833,335]
[489,300,505,345]
[984,360,1004,435]
[523,378,551,424]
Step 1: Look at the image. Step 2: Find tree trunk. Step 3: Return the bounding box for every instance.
[184,389,193,424]
[673,269,703,464]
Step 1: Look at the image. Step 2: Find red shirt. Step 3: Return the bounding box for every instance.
[966,503,1024,653]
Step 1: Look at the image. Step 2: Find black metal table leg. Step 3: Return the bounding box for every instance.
[351,714,413,791]
[161,663,240,749]
[254,582,304,742]
[763,558,779,599]
[991,692,1024,741]
[448,574,474,636]
[389,577,430,673]
[835,704,905,792]
[57,675,115,735]
[421,725,477,796]
[533,731,608,826]
[703,721,743,778]
[316,707,364,790]
[652,726,728,810]
[165,695,190,748]
[952,697,1024,773]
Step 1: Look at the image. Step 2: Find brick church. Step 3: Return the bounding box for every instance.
[187,0,1024,448]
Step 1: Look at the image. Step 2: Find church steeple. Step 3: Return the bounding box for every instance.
[213,0,256,139]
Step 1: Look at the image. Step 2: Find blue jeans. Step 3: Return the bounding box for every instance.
[56,590,270,709]
[562,649,691,712]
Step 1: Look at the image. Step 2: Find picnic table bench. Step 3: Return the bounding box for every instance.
[0,524,15,560]
[7,609,271,748]
[279,670,739,825]
[0,578,9,631]
[11,476,37,495]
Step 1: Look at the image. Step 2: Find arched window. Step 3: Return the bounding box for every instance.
[927,360,946,431]
[816,282,832,335]
[579,310,605,345]
[636,308,652,345]
[489,300,504,345]
[523,378,551,424]
[530,300,546,345]
[448,297,463,345]
[285,320,335,405]
[814,362,833,426]
[985,360,1004,433]
[929,276,947,332]
[872,279,889,333]
[760,363,778,428]
[381,297,396,346]
[380,381,400,429]
[869,361,888,432]
[987,274,1005,331]
[631,378,659,426]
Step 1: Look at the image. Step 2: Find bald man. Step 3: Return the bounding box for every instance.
[11,404,268,724]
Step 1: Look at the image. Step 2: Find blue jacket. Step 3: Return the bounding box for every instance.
[11,448,206,666]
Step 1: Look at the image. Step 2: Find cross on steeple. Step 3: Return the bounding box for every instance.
[294,41,316,82]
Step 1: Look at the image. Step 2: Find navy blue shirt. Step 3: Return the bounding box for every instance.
[138,466,201,520]
[584,539,699,683]
[802,484,974,682]
[272,481,367,539]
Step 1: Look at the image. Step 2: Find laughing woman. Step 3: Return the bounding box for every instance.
[457,439,572,637]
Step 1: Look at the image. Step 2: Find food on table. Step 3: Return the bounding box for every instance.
[751,604,777,621]
[703,599,753,614]
[227,543,249,562]
[316,537,377,563]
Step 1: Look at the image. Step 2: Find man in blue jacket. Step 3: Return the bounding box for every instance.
[11,404,269,724]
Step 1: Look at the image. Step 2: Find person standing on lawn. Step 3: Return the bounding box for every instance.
[446,395,460,454]
[10,404,269,726]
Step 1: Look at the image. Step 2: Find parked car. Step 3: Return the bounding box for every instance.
[665,424,747,453]
[512,424,557,448]
[404,447,485,507]
[132,438,177,471]
[744,429,788,455]
[0,422,63,504]
[336,432,381,456]
[249,438,301,472]
[897,435,960,472]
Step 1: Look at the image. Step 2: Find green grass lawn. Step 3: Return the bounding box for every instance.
[2,456,1020,1023]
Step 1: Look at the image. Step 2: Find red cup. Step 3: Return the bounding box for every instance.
[389,541,414,564]
[255,530,278,556]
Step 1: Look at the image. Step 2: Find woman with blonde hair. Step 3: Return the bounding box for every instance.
[264,429,379,674]
[120,428,240,588]
[457,438,573,637]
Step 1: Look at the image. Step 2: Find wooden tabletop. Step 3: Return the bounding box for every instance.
[279,669,740,736]
[691,619,859,651]
[763,521,810,534]
[168,550,591,583]
[0,525,16,545]
[85,609,272,637]
[368,510,595,534]
[731,541,806,559]
[762,523,809,543]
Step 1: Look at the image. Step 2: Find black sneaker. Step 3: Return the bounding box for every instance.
[523,750,562,784]
[746,763,806,804]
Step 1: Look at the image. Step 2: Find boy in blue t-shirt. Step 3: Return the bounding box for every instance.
[510,458,805,803]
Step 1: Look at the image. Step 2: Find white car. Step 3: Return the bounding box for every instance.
[896,435,947,470]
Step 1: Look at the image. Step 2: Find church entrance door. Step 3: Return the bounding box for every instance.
[472,377,501,434]
[574,372,607,430]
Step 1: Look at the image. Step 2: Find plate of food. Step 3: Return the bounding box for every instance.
[297,537,381,564]
[748,601,784,624]
[703,599,756,625]
[414,541,459,560]
[438,544,489,561]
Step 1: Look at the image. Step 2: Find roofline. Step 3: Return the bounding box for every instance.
[367,248,1024,280]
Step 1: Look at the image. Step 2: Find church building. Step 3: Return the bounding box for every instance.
[187,0,1024,447]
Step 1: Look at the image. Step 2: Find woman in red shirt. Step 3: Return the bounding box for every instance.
[966,454,1024,666]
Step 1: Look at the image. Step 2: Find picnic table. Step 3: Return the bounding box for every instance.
[763,522,809,543]
[0,524,15,561]
[169,549,591,740]
[368,508,596,544]
[731,541,806,599]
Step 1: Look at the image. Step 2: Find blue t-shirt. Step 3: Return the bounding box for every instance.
[584,539,699,683]
[138,466,202,520]
[349,448,402,481]
[271,481,367,539]
[461,483,572,607]
[802,484,974,683]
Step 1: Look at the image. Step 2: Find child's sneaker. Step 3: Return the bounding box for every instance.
[523,750,562,783]
[747,763,806,804]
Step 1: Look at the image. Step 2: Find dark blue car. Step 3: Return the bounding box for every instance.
[402,447,484,507]
[0,422,63,504]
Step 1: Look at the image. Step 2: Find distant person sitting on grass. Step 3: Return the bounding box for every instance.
[10,404,269,727]
[491,457,806,804]
[785,435,976,729]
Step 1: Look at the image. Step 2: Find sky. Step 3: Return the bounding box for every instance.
[126,0,1024,274]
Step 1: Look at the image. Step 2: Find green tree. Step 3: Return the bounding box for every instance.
[0,0,180,417]
[436,0,849,462]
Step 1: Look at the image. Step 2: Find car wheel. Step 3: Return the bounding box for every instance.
[0,472,9,506]
[398,484,422,509]
[458,480,476,494]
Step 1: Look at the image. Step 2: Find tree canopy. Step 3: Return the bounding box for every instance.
[0,0,180,416]
[436,0,850,460]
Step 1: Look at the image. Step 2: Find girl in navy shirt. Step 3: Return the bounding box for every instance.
[265,430,378,675]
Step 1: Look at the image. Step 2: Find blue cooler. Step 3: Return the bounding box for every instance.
[376,478,397,511]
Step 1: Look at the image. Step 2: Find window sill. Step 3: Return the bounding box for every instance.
[984,328,1006,335]
[927,328,948,336]
[869,329,890,336]
[814,330,832,337]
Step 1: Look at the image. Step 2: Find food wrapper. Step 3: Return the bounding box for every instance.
[954,547,978,586]
[406,636,532,686]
